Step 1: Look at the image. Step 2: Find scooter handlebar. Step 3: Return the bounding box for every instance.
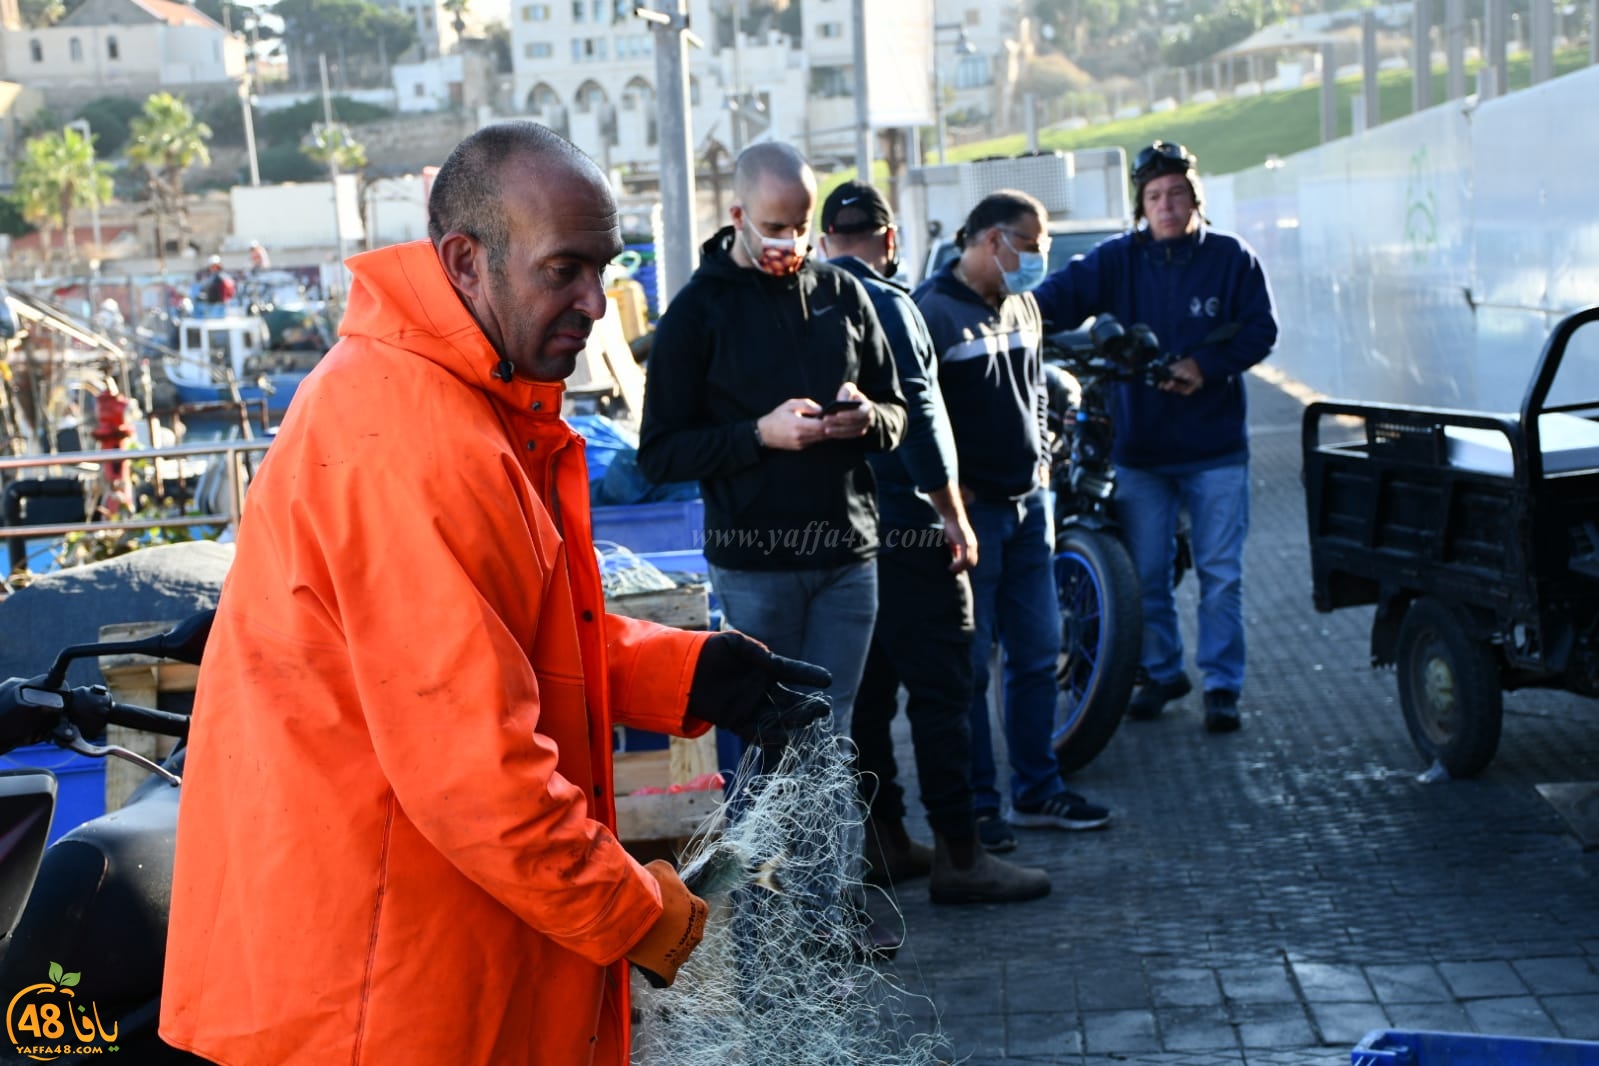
[104,700,191,738]
[0,678,190,755]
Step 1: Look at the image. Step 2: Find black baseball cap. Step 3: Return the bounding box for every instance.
[820,180,894,234]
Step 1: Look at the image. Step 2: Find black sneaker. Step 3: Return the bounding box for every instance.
[1203,689,1242,733]
[1009,790,1113,831]
[975,813,1017,853]
[1126,673,1193,721]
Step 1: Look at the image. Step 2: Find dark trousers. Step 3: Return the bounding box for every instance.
[852,542,978,840]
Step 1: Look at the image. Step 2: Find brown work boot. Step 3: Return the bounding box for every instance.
[863,816,933,887]
[929,832,1052,905]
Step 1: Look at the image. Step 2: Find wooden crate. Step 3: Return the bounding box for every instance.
[97,584,720,840]
[605,582,721,846]
[97,621,193,812]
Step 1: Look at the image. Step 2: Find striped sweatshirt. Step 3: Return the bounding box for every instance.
[912,263,1048,502]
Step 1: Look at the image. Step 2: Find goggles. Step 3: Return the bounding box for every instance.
[1133,141,1194,182]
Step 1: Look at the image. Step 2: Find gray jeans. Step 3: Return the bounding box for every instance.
[707,559,877,736]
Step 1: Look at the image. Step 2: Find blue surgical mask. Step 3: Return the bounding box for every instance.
[1000,232,1047,294]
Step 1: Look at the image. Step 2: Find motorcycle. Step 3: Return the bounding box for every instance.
[0,612,211,1065]
[1043,315,1174,775]
[1045,316,1245,774]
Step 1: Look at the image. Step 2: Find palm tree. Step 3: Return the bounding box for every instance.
[442,0,470,36]
[126,92,212,269]
[13,128,113,268]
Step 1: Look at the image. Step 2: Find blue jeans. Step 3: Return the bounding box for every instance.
[1115,461,1250,694]
[707,560,877,736]
[966,489,1066,814]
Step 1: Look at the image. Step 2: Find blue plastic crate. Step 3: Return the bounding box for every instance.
[0,744,106,845]
[590,499,705,555]
[1354,1029,1599,1065]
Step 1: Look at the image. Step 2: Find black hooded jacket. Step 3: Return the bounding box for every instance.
[637,226,907,570]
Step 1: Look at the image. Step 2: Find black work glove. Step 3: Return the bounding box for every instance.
[687,632,832,747]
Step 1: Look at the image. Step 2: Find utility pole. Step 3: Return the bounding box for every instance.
[851,0,872,180]
[242,15,262,185]
[1413,0,1433,112]
[639,1,699,311]
[319,54,346,267]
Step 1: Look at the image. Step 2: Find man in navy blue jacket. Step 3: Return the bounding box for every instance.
[1033,142,1278,732]
[821,181,1050,905]
[915,190,1113,854]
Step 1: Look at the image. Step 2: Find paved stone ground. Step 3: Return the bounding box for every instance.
[873,375,1599,1065]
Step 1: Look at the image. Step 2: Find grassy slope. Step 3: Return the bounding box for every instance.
[947,46,1592,176]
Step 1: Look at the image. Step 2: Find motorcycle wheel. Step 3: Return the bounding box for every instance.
[1052,527,1142,775]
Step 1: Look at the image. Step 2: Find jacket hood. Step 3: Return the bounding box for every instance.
[337,239,567,411]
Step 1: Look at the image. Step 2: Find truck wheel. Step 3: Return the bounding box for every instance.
[1395,598,1503,777]
[1053,527,1142,775]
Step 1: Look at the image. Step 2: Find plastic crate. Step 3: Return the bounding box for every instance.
[0,744,106,845]
[1353,1029,1599,1065]
[590,499,704,554]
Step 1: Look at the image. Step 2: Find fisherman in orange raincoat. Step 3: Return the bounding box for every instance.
[161,122,829,1066]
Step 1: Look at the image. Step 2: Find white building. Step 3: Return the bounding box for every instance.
[402,0,457,58]
[0,0,246,90]
[506,0,1031,176]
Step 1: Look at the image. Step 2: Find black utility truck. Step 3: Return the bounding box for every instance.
[1303,306,1599,776]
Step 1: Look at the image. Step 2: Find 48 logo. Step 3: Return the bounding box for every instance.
[6,962,118,1060]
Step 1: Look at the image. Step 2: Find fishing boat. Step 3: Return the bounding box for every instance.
[160,307,329,417]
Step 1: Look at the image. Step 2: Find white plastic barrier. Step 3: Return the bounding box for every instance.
[1206,63,1599,411]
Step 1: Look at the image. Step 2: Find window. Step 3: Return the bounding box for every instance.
[571,0,583,20]
[817,22,842,38]
[522,3,549,19]
[954,54,993,88]
[809,65,853,98]
[414,82,426,96]
[28,39,41,62]
[107,36,119,60]
[69,37,82,61]
[524,41,553,58]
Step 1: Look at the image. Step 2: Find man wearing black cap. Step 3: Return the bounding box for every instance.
[1033,142,1277,733]
[821,180,1050,906]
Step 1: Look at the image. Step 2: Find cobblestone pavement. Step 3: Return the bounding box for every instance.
[874,374,1599,1065]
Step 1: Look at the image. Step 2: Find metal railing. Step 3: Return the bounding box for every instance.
[0,438,273,568]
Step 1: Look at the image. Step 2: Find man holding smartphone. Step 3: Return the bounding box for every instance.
[639,141,908,955]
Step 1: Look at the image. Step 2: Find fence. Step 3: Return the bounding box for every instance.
[0,437,272,573]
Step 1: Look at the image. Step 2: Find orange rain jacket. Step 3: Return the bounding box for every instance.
[161,240,713,1066]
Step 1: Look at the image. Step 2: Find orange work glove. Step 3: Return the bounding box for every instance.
[626,859,708,988]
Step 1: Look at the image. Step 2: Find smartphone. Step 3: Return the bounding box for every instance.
[819,399,864,416]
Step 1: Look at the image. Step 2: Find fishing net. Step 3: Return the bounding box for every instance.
[632,717,947,1066]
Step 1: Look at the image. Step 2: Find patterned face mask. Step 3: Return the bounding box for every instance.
[740,223,809,277]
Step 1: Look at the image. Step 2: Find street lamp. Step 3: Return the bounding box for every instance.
[932,23,977,164]
[64,118,104,262]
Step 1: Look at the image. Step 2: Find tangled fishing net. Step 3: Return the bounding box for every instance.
[632,718,948,1066]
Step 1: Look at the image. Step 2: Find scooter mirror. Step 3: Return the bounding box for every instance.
[0,771,56,938]
[152,609,215,666]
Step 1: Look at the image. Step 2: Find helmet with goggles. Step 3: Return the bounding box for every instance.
[1131,141,1204,226]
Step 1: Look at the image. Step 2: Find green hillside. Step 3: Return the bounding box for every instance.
[948,46,1593,177]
